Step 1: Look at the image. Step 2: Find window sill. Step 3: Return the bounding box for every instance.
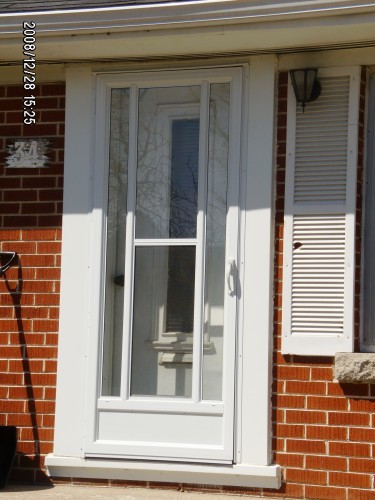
[334,352,375,384]
[45,455,281,489]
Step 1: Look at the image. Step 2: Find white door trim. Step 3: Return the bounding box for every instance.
[46,55,280,488]
[83,67,241,462]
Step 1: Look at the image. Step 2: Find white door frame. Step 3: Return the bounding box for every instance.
[84,68,241,462]
[46,56,280,488]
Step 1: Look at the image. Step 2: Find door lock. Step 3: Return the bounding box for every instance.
[114,274,124,287]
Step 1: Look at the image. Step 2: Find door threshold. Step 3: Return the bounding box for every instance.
[45,454,281,489]
[85,453,233,465]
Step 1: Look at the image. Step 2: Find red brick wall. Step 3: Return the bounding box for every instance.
[0,71,373,500]
[0,82,64,483]
[270,69,375,500]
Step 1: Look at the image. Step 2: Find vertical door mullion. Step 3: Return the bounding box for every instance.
[120,84,138,400]
[192,81,209,403]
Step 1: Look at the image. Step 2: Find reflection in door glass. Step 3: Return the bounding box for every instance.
[165,246,195,334]
[169,119,199,238]
[131,246,195,397]
[202,83,230,401]
[135,86,201,239]
[101,89,129,396]
[102,82,232,402]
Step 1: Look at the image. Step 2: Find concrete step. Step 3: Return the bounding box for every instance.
[0,484,269,499]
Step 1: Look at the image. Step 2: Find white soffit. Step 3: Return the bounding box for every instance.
[0,1,375,61]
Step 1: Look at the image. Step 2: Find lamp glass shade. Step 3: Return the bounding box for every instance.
[290,68,319,106]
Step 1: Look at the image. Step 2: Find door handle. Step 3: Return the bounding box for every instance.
[226,258,235,295]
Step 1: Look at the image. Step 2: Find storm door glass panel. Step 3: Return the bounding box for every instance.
[202,83,230,401]
[101,88,129,396]
[135,86,200,239]
[131,246,195,397]
[131,85,201,398]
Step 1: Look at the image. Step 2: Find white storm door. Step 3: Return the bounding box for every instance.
[87,68,242,463]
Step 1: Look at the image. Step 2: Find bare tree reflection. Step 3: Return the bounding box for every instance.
[102,83,231,397]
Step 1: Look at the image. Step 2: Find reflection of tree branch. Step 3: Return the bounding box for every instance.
[108,84,231,243]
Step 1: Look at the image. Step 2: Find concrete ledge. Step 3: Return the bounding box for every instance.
[334,352,375,384]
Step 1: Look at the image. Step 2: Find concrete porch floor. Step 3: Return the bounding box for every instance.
[0,484,272,499]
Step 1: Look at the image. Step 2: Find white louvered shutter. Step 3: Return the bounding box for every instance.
[282,67,360,356]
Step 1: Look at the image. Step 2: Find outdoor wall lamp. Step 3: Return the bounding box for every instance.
[289,68,321,112]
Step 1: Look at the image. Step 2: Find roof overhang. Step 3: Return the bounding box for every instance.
[1,0,375,62]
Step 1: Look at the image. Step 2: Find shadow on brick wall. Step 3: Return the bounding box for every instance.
[3,258,51,485]
[0,82,65,484]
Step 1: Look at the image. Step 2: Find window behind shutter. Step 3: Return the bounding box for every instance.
[363,73,375,351]
[282,67,360,356]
